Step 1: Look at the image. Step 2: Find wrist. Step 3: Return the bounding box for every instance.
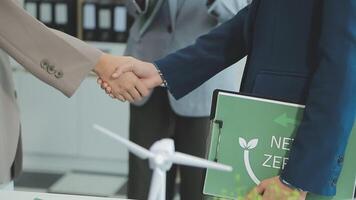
[152,63,166,87]
[93,53,109,76]
[279,176,306,193]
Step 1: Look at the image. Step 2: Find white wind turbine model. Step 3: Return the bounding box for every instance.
[93,124,233,200]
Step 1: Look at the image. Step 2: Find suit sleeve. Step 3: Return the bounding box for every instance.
[155,6,250,99]
[0,0,102,97]
[280,0,356,195]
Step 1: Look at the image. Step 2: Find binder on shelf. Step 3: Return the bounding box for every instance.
[24,0,39,18]
[82,1,98,41]
[81,0,132,42]
[39,1,53,26]
[97,3,113,42]
[24,0,78,37]
[113,4,133,43]
[203,90,356,200]
[52,0,78,37]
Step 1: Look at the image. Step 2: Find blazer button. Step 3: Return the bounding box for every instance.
[55,70,64,79]
[331,178,337,187]
[47,65,56,74]
[337,156,344,165]
[40,59,50,69]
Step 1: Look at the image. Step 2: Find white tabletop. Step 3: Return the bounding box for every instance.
[0,191,127,200]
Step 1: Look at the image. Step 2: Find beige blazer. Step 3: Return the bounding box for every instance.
[0,0,102,184]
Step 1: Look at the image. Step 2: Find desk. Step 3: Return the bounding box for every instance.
[0,191,127,200]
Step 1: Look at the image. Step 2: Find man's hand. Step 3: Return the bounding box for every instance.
[93,54,151,102]
[98,72,150,103]
[97,56,163,102]
[93,53,122,80]
[111,56,163,88]
[245,176,307,200]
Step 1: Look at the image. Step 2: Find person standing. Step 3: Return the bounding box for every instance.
[0,0,146,190]
[124,0,250,199]
[103,0,356,199]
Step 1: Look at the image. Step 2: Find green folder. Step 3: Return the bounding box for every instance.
[203,90,356,200]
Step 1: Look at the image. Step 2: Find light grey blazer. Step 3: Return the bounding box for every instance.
[0,0,102,184]
[125,0,250,117]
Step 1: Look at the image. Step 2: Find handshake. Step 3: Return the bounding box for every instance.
[93,53,164,102]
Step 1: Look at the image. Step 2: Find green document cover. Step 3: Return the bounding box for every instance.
[203,90,356,200]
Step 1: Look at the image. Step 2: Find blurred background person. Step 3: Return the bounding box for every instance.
[124,0,250,199]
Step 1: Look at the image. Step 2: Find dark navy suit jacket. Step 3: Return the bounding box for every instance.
[155,0,356,196]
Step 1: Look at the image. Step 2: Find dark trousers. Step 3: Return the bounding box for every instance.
[127,88,210,200]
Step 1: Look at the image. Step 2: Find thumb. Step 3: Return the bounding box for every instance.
[112,62,134,78]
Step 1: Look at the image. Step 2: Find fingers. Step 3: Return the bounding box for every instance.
[98,77,125,101]
[116,94,126,102]
[98,71,151,103]
[98,79,113,96]
[105,86,112,94]
[105,86,127,102]
[101,82,108,90]
[245,188,262,200]
[262,187,275,200]
[254,177,306,200]
[113,73,149,102]
[135,79,150,97]
[121,91,134,103]
[97,78,103,85]
[256,180,268,194]
[117,79,145,103]
[127,86,142,102]
[112,61,134,79]
[96,56,142,102]
[244,180,267,200]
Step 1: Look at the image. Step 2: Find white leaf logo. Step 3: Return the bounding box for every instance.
[239,137,248,148]
[247,139,258,150]
[239,137,261,185]
[239,137,259,150]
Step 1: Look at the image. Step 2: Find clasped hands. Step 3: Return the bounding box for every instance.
[93,54,163,102]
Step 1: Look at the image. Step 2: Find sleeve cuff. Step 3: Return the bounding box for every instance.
[153,62,168,88]
[279,176,306,192]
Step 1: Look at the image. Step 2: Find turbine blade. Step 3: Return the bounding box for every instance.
[93,124,153,159]
[148,169,164,200]
[171,152,232,172]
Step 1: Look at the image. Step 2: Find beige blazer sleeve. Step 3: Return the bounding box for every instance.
[0,0,103,97]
